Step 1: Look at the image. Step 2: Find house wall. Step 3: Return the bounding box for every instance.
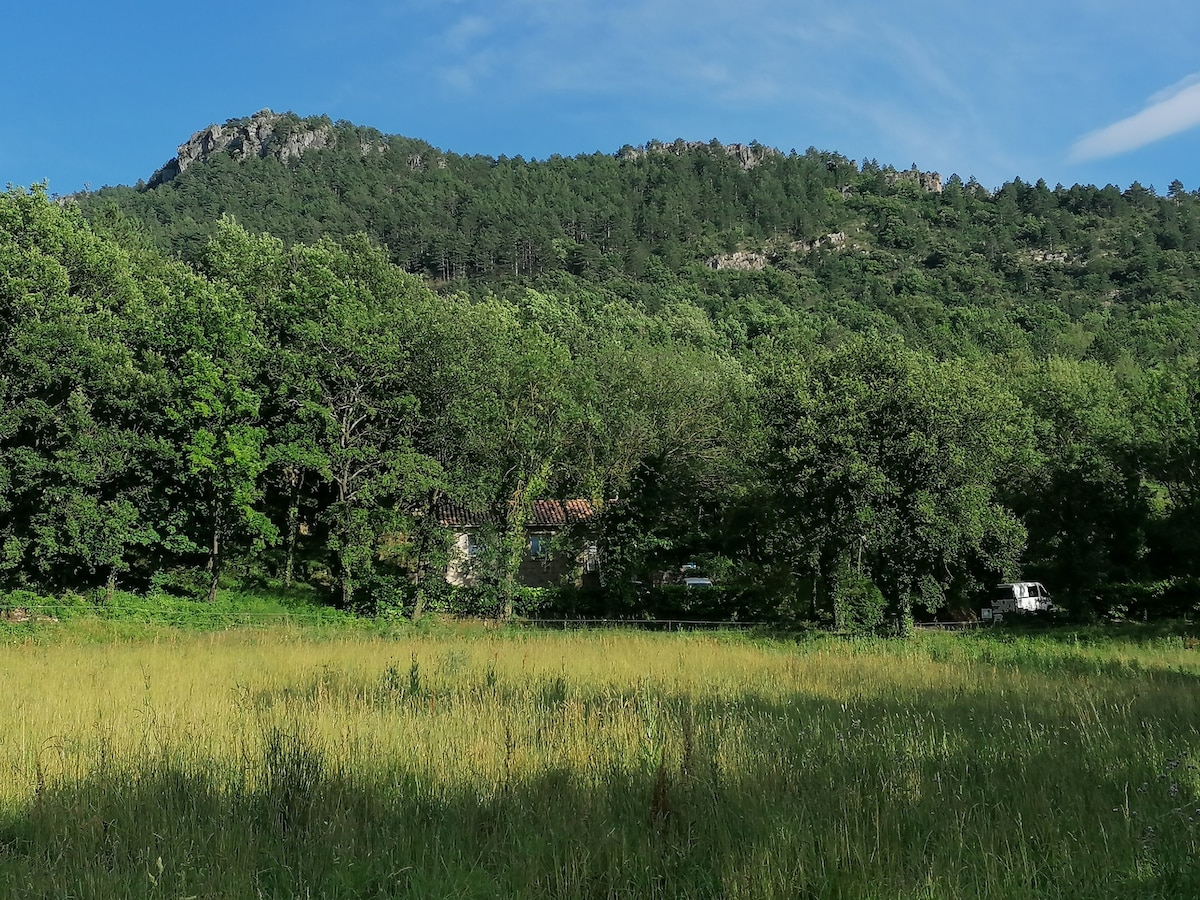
[445,533,476,587]
[517,530,576,588]
[444,529,598,589]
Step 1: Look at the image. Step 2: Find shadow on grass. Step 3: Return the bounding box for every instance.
[3,676,1200,899]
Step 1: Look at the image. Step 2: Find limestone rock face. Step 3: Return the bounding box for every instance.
[1028,249,1070,264]
[619,140,777,171]
[706,250,769,271]
[884,166,943,193]
[791,231,847,253]
[279,126,333,163]
[148,109,336,187]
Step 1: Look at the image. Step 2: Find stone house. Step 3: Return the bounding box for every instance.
[437,499,599,588]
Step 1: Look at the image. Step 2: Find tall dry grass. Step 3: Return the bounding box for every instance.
[0,626,1197,898]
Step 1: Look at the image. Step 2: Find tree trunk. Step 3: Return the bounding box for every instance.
[105,567,117,605]
[500,509,525,621]
[341,560,353,609]
[208,531,221,604]
[284,490,299,589]
[896,595,914,637]
[410,528,428,621]
[502,577,515,620]
[410,493,444,621]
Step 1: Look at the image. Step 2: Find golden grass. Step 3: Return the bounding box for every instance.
[0,626,1198,898]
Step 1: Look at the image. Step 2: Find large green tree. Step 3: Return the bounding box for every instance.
[0,188,163,595]
[758,337,1035,628]
[270,236,445,607]
[1008,356,1150,609]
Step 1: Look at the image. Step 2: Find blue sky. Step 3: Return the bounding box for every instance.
[5,0,1200,196]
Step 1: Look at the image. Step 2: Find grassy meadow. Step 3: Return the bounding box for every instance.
[0,621,1198,898]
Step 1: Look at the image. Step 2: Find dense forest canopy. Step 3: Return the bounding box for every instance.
[6,110,1200,626]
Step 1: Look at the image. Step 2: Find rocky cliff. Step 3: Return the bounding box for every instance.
[618,139,777,170]
[884,165,943,193]
[148,110,338,187]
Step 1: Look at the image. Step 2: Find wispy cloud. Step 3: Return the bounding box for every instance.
[445,14,492,47]
[1070,73,1200,161]
[434,14,497,91]
[353,0,1199,187]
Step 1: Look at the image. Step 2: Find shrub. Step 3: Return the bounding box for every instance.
[833,570,888,635]
[1089,578,1200,621]
[150,568,209,600]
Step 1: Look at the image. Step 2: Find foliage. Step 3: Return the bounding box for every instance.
[5,126,1200,622]
[757,335,1034,623]
[831,569,889,635]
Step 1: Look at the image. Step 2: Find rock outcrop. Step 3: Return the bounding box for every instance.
[148,109,336,187]
[706,250,769,271]
[619,140,777,171]
[1027,249,1070,264]
[884,165,943,194]
[791,231,848,253]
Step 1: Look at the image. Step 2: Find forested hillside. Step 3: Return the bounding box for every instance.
[8,110,1200,625]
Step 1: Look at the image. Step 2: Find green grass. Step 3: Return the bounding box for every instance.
[0,621,1198,898]
[0,585,364,643]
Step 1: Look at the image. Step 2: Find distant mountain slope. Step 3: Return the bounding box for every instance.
[77,110,870,274]
[75,110,1200,367]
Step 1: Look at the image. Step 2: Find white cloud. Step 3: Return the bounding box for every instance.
[440,65,476,91]
[445,15,492,47]
[1070,72,1200,161]
[1149,72,1200,106]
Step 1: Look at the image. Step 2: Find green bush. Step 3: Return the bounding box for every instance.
[1090,578,1200,621]
[0,589,50,613]
[150,568,210,600]
[833,571,888,635]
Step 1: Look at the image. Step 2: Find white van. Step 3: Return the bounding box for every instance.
[984,582,1053,621]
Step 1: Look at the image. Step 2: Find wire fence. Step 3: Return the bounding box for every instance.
[1,607,768,630]
[0,604,358,629]
[0,605,988,633]
[520,617,774,631]
[522,619,989,633]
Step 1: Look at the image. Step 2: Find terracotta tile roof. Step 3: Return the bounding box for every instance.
[437,499,595,528]
[436,500,490,527]
[530,499,594,526]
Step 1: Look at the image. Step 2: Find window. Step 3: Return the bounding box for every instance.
[529,534,550,558]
